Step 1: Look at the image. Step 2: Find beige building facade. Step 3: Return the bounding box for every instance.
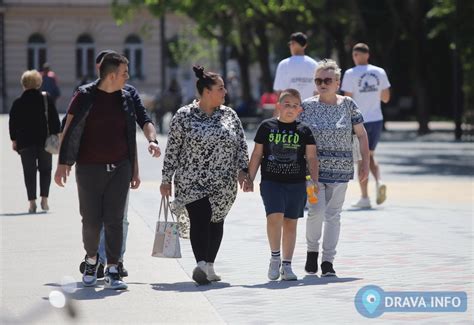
[1,0,195,113]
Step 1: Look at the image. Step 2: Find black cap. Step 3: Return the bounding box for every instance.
[95,49,116,64]
[289,32,307,47]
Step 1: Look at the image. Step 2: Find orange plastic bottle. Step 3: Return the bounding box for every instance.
[306,176,318,204]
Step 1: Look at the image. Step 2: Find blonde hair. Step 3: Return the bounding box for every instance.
[315,59,342,80]
[279,88,301,103]
[21,70,42,89]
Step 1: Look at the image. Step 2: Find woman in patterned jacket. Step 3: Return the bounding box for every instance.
[299,59,370,277]
[160,66,249,285]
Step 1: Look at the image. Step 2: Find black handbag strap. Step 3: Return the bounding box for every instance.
[42,92,50,136]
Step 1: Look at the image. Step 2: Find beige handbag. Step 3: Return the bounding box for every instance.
[42,92,60,154]
[151,196,182,258]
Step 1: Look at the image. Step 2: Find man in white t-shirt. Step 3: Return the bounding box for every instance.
[341,43,391,208]
[273,32,318,101]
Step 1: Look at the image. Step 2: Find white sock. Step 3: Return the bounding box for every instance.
[197,261,207,272]
[107,265,118,273]
[86,256,97,264]
[207,263,216,275]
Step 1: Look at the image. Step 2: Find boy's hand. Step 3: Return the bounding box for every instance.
[243,179,254,192]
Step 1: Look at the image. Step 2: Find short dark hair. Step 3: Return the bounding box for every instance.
[192,65,221,95]
[96,49,116,64]
[290,32,307,47]
[353,43,370,53]
[99,53,129,79]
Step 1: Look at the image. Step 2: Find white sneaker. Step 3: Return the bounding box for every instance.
[352,197,371,209]
[206,263,221,282]
[376,182,387,205]
[268,258,281,281]
[280,263,297,281]
[192,261,211,285]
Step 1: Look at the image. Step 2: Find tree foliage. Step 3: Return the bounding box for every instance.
[112,0,473,134]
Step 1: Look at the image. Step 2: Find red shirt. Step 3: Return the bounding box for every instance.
[68,89,129,164]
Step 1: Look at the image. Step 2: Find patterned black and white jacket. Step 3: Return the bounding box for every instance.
[162,101,249,222]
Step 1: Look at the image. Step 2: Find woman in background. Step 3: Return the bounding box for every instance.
[9,70,60,213]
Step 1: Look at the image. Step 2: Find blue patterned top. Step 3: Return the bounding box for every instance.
[299,96,364,183]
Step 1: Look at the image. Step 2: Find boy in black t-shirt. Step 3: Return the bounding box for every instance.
[245,89,319,281]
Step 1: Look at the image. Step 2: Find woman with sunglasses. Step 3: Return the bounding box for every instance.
[299,59,370,277]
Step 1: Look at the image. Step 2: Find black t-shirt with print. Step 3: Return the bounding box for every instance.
[254,118,315,183]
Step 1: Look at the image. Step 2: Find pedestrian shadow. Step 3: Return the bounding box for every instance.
[0,211,47,217]
[151,281,231,292]
[44,282,127,300]
[240,276,362,290]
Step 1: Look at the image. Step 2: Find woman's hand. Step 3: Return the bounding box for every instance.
[238,170,248,189]
[160,183,172,197]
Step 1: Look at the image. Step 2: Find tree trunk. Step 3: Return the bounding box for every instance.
[236,25,253,104]
[254,20,273,93]
[407,0,430,134]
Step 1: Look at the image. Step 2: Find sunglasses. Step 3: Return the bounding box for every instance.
[314,78,333,86]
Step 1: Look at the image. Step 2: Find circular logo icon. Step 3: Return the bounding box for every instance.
[355,285,385,318]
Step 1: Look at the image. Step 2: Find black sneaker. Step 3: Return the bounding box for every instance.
[305,251,319,274]
[104,266,128,290]
[82,255,99,287]
[118,261,128,277]
[80,261,105,279]
[321,261,336,277]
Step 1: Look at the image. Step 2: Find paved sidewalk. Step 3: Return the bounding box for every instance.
[1,115,473,324]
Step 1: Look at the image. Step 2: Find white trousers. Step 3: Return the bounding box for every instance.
[306,182,348,263]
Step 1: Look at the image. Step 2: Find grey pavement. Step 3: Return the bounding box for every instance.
[1,115,473,324]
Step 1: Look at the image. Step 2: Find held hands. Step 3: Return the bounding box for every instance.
[238,170,254,192]
[160,183,172,197]
[243,179,254,192]
[148,142,161,158]
[54,164,71,187]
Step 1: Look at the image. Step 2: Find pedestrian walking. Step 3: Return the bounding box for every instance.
[55,53,139,290]
[245,88,319,281]
[9,70,60,213]
[160,65,249,285]
[299,59,369,276]
[76,49,161,280]
[40,63,61,104]
[273,32,318,101]
[341,43,391,208]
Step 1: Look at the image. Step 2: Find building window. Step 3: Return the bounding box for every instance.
[124,35,143,80]
[76,34,95,79]
[27,34,46,70]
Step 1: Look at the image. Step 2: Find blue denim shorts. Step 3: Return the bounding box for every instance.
[260,180,307,219]
[364,120,384,150]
